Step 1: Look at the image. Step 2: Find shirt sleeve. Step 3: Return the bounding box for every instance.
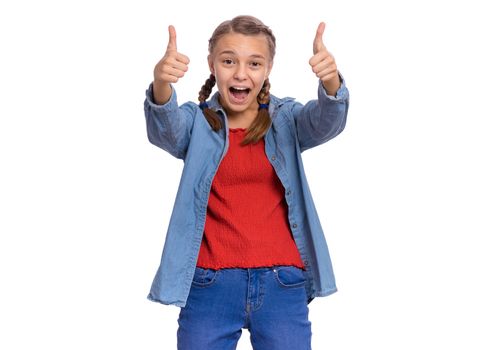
[291,73,349,152]
[144,83,194,159]
[322,73,349,101]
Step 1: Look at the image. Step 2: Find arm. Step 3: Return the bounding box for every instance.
[293,22,349,152]
[292,74,349,152]
[143,25,193,159]
[144,83,194,160]
[152,25,189,105]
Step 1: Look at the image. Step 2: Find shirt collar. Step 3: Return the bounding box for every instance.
[207,92,295,120]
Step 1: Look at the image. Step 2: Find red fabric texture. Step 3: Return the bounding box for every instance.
[196,128,305,270]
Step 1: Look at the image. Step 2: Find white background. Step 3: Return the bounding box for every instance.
[1,0,489,349]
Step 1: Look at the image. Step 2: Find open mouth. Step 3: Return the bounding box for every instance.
[229,87,251,102]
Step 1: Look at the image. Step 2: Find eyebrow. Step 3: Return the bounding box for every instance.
[218,50,266,60]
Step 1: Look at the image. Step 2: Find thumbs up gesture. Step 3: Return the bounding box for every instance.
[152,25,190,104]
[309,22,341,96]
[154,25,190,84]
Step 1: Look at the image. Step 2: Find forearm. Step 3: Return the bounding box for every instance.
[294,76,349,151]
[152,80,172,105]
[144,84,190,159]
[322,73,341,97]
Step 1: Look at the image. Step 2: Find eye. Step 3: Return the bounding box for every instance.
[223,59,234,65]
[250,61,261,68]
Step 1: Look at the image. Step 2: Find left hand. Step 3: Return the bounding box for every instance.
[309,22,341,96]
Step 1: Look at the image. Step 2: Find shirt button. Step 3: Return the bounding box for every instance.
[286,190,291,195]
[292,223,298,228]
[271,155,276,161]
[304,260,309,266]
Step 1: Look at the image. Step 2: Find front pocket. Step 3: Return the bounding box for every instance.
[191,267,219,287]
[274,266,306,288]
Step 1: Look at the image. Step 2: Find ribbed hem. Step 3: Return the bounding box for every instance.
[196,262,305,270]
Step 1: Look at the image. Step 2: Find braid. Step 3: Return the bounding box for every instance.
[256,78,271,105]
[198,74,222,131]
[198,74,216,103]
[242,79,272,145]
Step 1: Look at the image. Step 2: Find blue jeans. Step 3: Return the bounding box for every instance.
[177,266,312,350]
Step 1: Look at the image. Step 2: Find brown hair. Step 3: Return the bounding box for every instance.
[198,15,276,145]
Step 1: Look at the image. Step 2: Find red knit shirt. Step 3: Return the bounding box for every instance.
[196,128,305,269]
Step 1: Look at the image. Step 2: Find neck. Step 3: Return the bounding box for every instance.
[226,110,258,129]
[218,96,259,129]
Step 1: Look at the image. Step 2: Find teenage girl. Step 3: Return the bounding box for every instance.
[144,15,349,350]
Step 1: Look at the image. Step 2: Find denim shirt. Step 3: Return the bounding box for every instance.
[144,78,349,307]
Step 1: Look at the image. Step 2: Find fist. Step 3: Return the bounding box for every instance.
[153,25,190,84]
[309,22,340,95]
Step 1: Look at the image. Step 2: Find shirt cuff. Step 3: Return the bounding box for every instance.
[145,82,178,112]
[319,72,348,101]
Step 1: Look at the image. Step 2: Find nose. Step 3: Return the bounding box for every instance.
[233,63,247,80]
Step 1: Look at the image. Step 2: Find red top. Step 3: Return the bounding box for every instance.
[196,128,305,269]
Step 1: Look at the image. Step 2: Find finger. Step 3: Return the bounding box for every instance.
[165,57,189,72]
[160,74,179,84]
[312,61,331,75]
[315,66,338,80]
[308,50,329,67]
[175,52,190,65]
[310,56,335,73]
[167,25,177,51]
[163,67,187,79]
[313,22,326,54]
[320,72,339,85]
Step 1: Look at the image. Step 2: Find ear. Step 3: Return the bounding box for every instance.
[207,55,215,75]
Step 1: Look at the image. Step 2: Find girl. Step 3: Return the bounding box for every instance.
[144,15,349,350]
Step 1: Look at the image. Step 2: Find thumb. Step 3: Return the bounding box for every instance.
[313,22,326,54]
[167,25,177,51]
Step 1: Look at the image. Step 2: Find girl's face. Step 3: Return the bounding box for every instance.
[208,32,273,118]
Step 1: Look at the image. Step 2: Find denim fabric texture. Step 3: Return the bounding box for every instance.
[144,77,349,307]
[177,266,312,350]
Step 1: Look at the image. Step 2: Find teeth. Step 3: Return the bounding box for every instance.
[232,87,248,90]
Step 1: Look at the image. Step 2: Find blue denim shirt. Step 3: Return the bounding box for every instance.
[144,78,349,307]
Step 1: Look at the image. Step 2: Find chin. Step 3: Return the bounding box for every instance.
[228,103,251,113]
[223,97,249,111]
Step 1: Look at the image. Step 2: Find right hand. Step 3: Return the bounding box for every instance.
[153,25,190,84]
[309,22,340,96]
